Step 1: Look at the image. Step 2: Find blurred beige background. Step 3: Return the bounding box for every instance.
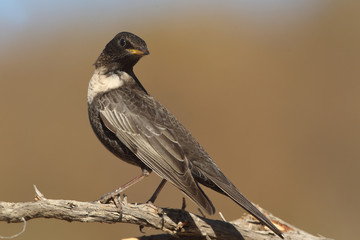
[0,1,359,239]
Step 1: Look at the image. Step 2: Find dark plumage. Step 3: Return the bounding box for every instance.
[87,32,283,238]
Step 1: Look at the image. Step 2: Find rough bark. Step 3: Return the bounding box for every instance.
[0,186,331,240]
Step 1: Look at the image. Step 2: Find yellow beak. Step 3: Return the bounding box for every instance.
[126,48,149,56]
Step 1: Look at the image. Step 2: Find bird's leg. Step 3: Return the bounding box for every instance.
[98,169,151,204]
[181,197,187,211]
[147,179,167,203]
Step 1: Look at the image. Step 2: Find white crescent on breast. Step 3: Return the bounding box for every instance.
[88,68,132,104]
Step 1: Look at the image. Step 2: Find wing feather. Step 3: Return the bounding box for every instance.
[98,89,215,214]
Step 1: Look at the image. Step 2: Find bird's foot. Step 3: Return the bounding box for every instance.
[98,191,117,204]
[97,191,123,212]
[96,170,150,206]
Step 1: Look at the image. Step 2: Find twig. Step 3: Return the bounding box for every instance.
[219,212,226,222]
[0,217,26,239]
[0,186,332,240]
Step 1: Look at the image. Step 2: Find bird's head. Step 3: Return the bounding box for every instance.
[95,32,149,72]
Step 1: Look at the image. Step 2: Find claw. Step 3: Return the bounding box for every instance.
[97,170,149,204]
[98,192,115,204]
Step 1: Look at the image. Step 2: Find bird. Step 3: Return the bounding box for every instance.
[87,32,283,238]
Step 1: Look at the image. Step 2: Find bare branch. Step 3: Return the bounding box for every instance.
[0,187,332,240]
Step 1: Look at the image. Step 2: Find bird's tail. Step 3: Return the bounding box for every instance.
[207,175,283,239]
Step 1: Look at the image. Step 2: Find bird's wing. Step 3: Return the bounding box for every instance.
[98,89,215,214]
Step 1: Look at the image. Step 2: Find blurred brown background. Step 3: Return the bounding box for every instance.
[0,1,359,239]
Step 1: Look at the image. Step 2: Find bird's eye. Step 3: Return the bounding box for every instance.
[119,38,126,47]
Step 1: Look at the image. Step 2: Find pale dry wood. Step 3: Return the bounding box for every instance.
[0,187,332,240]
